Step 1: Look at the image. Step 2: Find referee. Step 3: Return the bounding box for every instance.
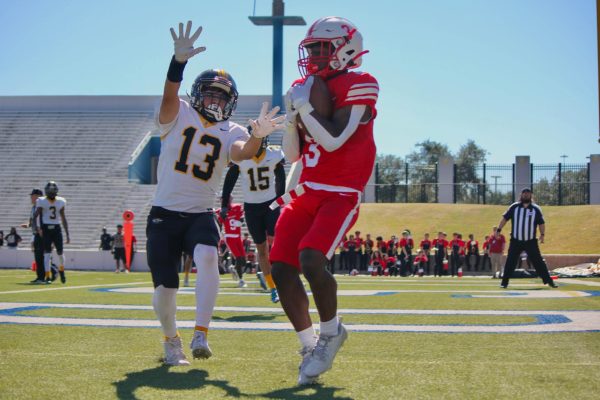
[496,188,557,288]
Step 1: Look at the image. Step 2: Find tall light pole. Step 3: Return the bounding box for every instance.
[491,175,501,192]
[560,154,568,164]
[249,0,306,110]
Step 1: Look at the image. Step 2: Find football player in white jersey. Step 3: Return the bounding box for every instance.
[147,21,285,366]
[32,181,70,284]
[221,138,286,303]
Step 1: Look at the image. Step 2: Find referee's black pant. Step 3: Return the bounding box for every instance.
[34,234,45,281]
[501,238,552,286]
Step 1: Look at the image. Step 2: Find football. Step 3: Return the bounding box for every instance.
[296,75,333,138]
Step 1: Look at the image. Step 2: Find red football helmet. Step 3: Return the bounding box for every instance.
[298,17,368,78]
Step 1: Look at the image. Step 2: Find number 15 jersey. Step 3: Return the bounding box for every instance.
[153,99,249,213]
[234,146,284,204]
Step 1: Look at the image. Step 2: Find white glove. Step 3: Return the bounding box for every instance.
[170,21,206,63]
[248,102,286,138]
[285,75,314,115]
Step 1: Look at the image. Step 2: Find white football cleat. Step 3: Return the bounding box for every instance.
[183,276,189,287]
[297,345,318,385]
[301,321,348,377]
[237,279,247,288]
[190,330,213,359]
[163,335,190,366]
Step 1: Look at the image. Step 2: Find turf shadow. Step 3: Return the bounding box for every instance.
[258,383,353,400]
[212,314,278,322]
[112,365,245,399]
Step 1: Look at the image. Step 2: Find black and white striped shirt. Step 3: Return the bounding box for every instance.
[502,202,545,241]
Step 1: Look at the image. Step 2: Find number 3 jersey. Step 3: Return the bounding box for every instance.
[297,71,379,192]
[35,196,66,225]
[153,99,250,213]
[234,146,284,204]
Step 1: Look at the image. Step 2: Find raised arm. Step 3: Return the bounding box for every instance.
[159,21,206,125]
[229,102,285,162]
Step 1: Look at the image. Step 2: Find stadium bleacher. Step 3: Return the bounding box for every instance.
[0,95,283,250]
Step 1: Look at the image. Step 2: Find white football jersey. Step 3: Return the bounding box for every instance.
[235,146,285,204]
[153,99,249,212]
[35,196,66,225]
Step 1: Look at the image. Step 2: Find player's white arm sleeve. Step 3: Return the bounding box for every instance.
[282,122,301,162]
[285,161,302,192]
[298,105,366,152]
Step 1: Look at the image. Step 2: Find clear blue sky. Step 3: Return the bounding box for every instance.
[0,0,597,163]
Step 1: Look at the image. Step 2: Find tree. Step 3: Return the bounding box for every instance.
[375,154,404,202]
[455,140,488,203]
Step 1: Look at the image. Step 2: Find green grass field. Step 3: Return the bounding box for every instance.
[354,204,600,254]
[1,269,599,399]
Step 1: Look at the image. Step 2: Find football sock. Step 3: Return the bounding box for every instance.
[265,273,276,289]
[193,244,219,329]
[44,253,51,273]
[320,315,340,336]
[152,285,178,338]
[194,325,208,335]
[58,255,65,270]
[297,326,317,349]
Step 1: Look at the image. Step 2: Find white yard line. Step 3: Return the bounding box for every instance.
[1,301,598,333]
[0,281,150,295]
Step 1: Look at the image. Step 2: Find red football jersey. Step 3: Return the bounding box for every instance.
[420,239,432,250]
[294,71,379,191]
[433,239,449,249]
[218,204,244,237]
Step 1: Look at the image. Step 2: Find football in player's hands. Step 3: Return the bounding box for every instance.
[297,75,333,139]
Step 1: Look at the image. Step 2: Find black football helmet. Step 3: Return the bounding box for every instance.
[190,69,238,122]
[44,181,59,198]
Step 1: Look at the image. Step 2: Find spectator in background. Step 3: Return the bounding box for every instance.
[376,236,387,255]
[130,234,137,267]
[488,226,506,278]
[387,254,399,277]
[433,232,449,277]
[481,235,491,271]
[370,250,385,276]
[99,227,113,251]
[112,224,127,273]
[363,233,374,270]
[21,189,45,283]
[0,230,4,247]
[420,233,432,275]
[354,231,364,271]
[450,233,465,277]
[518,251,533,270]
[5,227,22,249]
[386,235,398,257]
[398,230,414,276]
[413,249,428,277]
[338,235,348,272]
[345,234,358,273]
[465,233,480,272]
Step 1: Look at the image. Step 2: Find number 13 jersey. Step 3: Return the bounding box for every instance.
[153,99,249,213]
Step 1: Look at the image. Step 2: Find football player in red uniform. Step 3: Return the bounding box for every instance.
[217,202,247,287]
[270,16,379,385]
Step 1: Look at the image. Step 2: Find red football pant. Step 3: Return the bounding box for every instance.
[270,187,360,270]
[225,237,246,258]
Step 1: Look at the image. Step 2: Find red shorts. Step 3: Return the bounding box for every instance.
[225,236,246,258]
[269,187,360,269]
